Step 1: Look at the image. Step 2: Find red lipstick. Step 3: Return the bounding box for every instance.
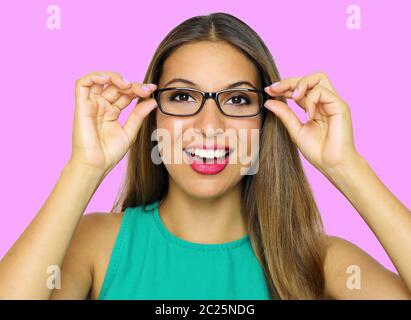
[183,144,232,175]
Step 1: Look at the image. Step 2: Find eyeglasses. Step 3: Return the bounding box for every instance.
[151,87,268,118]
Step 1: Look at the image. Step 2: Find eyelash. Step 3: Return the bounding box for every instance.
[169,92,251,105]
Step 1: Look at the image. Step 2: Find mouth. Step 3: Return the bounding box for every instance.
[183,145,232,175]
[183,146,233,164]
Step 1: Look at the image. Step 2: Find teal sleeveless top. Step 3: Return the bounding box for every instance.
[98,200,272,300]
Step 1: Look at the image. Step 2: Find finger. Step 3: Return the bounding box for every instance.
[264,88,310,116]
[265,89,310,115]
[100,97,127,123]
[264,87,295,99]
[130,82,158,96]
[291,72,337,101]
[110,73,133,90]
[265,73,341,118]
[267,85,345,121]
[304,85,346,119]
[109,82,157,98]
[122,98,158,146]
[265,72,337,99]
[95,95,109,120]
[102,82,157,107]
[79,71,132,101]
[89,80,107,103]
[75,72,111,103]
[113,94,134,110]
[264,99,304,145]
[264,77,301,97]
[96,71,133,90]
[101,84,124,104]
[89,83,104,100]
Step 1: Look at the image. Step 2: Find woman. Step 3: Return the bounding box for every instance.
[0,12,410,300]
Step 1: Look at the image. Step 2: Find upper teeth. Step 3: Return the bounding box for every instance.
[185,148,228,159]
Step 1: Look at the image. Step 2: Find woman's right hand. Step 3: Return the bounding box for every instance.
[69,71,158,175]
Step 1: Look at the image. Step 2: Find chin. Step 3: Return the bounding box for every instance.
[182,185,228,200]
[165,162,243,197]
[177,172,235,198]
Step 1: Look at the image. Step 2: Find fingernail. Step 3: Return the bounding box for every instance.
[98,74,110,79]
[292,88,299,99]
[270,82,280,88]
[122,77,130,84]
[142,83,156,91]
[306,111,310,121]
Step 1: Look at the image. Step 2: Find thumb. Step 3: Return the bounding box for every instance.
[264,99,303,144]
[123,99,158,146]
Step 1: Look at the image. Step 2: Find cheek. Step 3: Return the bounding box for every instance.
[229,116,262,131]
[226,118,262,170]
[229,117,262,147]
[155,115,187,164]
[155,112,183,139]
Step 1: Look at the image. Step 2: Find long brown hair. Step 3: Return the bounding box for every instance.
[111,12,327,300]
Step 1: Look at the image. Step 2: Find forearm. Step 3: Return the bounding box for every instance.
[325,153,411,291]
[0,162,105,299]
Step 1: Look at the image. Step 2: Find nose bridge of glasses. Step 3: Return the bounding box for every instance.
[202,92,220,108]
[201,91,224,116]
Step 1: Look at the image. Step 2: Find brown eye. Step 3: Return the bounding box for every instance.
[169,91,196,103]
[226,95,251,106]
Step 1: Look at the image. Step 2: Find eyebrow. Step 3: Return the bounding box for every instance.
[163,78,258,90]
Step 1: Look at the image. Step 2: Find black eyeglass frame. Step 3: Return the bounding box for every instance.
[151,87,269,118]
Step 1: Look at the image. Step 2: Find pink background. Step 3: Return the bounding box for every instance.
[1,0,410,274]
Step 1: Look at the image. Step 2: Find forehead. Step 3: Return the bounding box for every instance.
[159,41,261,90]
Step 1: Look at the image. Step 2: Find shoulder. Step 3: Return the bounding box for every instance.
[81,211,125,299]
[80,211,124,236]
[50,211,125,299]
[72,211,125,256]
[323,235,411,299]
[69,210,125,267]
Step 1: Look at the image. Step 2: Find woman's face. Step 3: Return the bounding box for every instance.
[155,41,263,199]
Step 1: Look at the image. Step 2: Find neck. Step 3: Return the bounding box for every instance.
[158,180,247,244]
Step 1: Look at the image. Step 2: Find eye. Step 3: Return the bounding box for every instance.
[169,91,196,103]
[225,94,251,106]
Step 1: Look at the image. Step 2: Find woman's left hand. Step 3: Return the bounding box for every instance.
[263,71,360,176]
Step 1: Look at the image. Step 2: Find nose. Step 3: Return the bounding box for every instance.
[193,95,226,136]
